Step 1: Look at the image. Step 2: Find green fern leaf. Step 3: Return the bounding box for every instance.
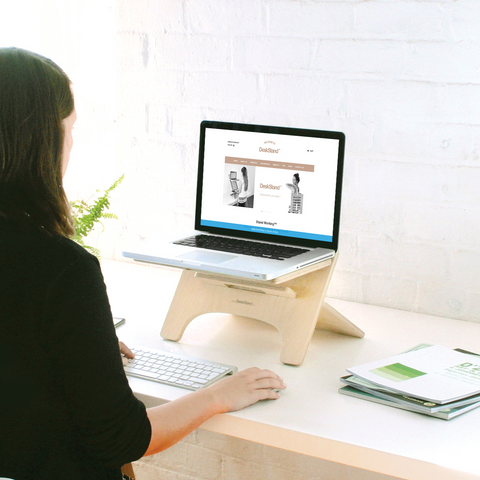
[70,174,124,259]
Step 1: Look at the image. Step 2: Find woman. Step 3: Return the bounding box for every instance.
[236,166,249,206]
[286,173,300,195]
[0,47,285,480]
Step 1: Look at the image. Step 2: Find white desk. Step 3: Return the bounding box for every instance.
[102,259,480,480]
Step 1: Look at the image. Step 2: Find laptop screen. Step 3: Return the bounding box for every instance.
[195,121,345,250]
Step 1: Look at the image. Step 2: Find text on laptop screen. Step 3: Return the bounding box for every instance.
[198,124,343,246]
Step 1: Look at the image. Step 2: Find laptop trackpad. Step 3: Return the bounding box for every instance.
[178,251,236,264]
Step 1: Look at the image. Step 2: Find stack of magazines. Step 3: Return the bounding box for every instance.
[339,344,480,420]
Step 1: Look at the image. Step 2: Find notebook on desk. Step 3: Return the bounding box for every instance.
[122,120,345,280]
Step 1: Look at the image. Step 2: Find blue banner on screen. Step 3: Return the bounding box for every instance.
[200,219,333,242]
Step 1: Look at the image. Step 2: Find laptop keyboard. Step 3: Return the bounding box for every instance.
[124,345,238,390]
[173,235,308,260]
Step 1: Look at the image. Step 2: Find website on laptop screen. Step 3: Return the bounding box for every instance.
[200,127,340,243]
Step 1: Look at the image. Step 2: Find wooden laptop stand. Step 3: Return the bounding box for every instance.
[160,255,364,366]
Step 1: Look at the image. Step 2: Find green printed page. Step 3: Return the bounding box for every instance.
[347,345,480,404]
[372,363,427,382]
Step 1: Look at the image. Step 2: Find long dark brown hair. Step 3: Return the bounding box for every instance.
[0,47,75,237]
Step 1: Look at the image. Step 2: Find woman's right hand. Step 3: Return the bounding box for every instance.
[203,367,287,413]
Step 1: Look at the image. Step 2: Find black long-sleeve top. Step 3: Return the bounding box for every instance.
[0,218,151,479]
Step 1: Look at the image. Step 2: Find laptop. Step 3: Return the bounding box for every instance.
[122,120,345,281]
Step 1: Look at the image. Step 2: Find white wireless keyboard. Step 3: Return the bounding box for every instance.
[124,345,238,391]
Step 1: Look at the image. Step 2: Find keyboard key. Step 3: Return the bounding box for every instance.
[124,367,159,379]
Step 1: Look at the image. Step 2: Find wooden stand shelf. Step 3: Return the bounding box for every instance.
[161,255,364,366]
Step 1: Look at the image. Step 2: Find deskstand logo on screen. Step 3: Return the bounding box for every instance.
[260,183,282,190]
[259,140,280,154]
[259,146,280,154]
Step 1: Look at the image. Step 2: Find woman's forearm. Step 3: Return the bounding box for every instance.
[143,367,286,457]
[144,388,219,456]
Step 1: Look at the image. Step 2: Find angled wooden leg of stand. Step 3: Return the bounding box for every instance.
[270,255,363,363]
[269,261,335,365]
[317,301,365,338]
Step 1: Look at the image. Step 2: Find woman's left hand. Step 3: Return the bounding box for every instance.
[119,341,134,359]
